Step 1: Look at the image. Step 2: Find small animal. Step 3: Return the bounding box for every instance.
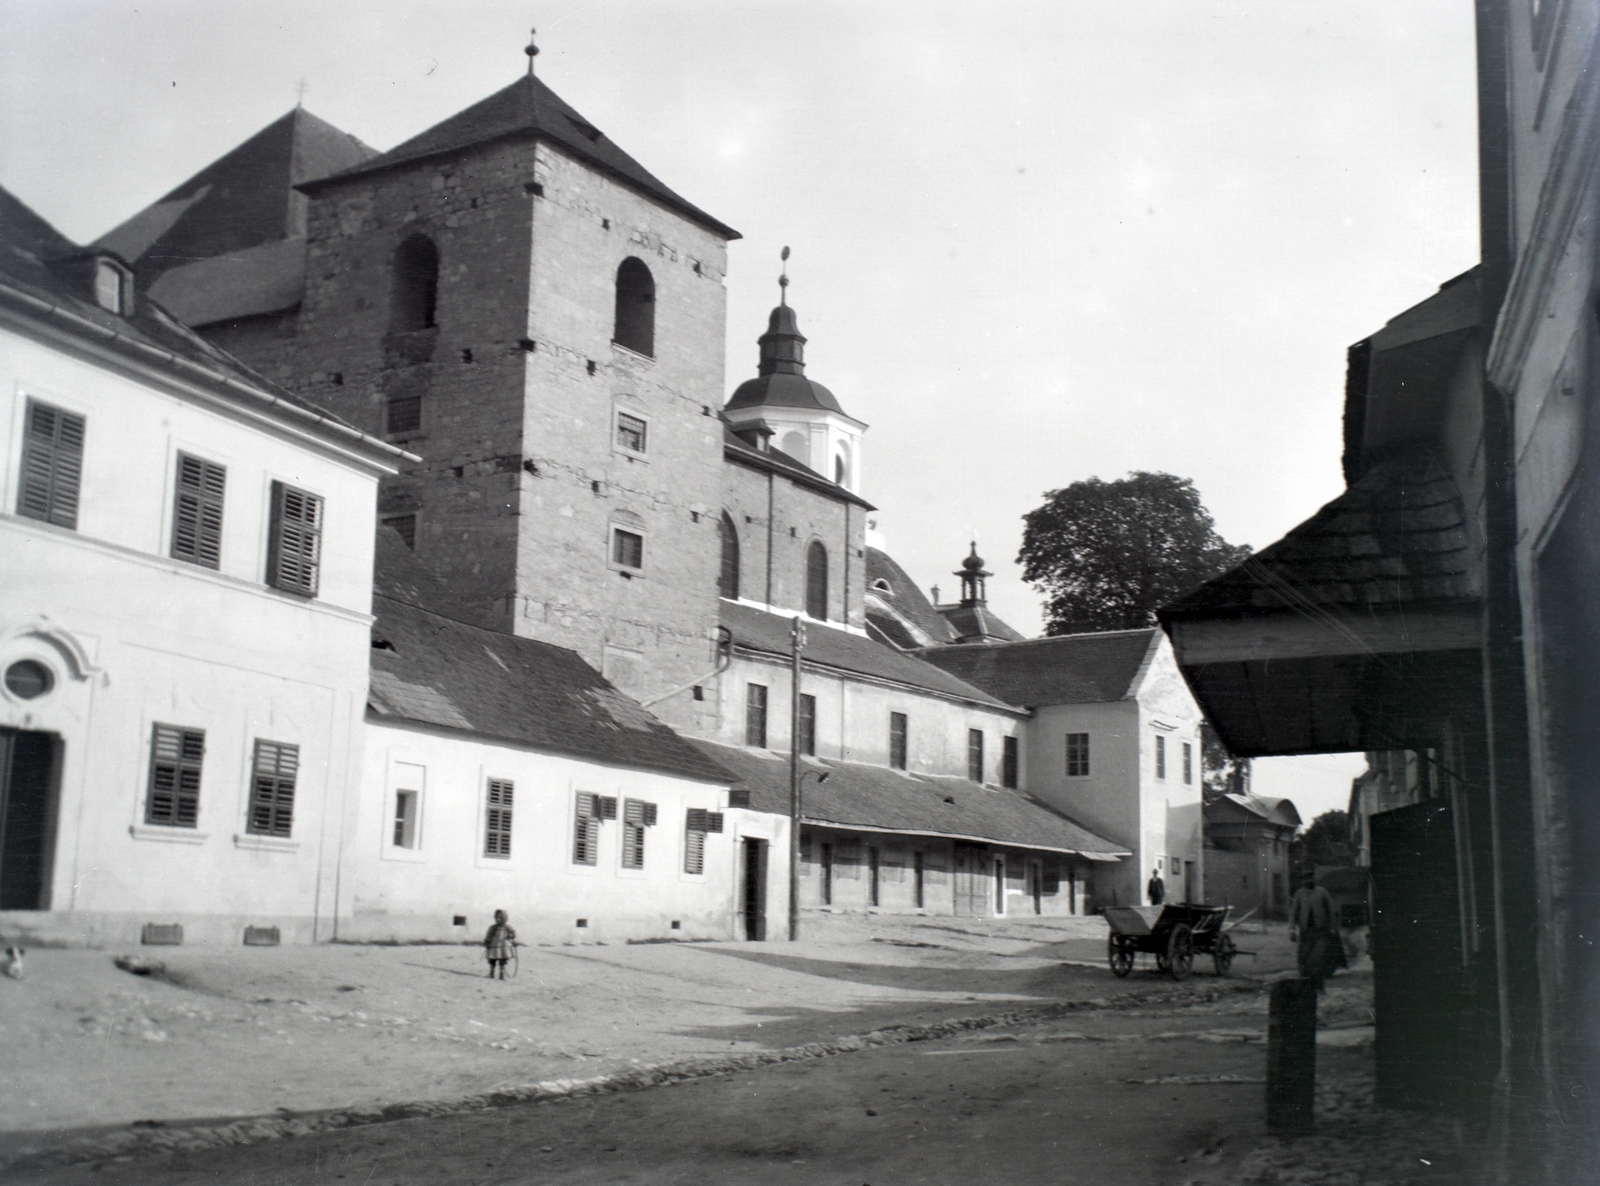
[3,946,23,980]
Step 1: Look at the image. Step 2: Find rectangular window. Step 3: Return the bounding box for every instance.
[798,693,816,757]
[386,394,422,436]
[18,399,85,529]
[393,789,419,848]
[1066,732,1090,778]
[684,808,724,875]
[1182,741,1193,785]
[1002,736,1019,788]
[381,513,417,549]
[913,851,925,908]
[612,527,644,569]
[247,740,298,837]
[889,712,908,770]
[868,847,881,907]
[1155,734,1167,780]
[615,411,648,453]
[573,792,601,865]
[622,798,656,869]
[267,481,322,597]
[170,453,226,568]
[146,724,204,827]
[746,683,769,748]
[483,779,513,858]
[967,728,985,784]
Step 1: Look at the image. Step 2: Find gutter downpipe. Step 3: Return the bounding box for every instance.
[789,616,805,941]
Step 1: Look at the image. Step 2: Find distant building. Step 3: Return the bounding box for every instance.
[1202,794,1300,920]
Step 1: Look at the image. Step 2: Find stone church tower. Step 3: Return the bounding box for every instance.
[261,68,741,715]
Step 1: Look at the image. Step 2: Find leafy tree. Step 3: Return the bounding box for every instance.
[1017,472,1253,633]
[1291,810,1356,882]
[1201,721,1250,806]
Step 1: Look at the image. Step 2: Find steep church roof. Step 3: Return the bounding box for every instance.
[303,74,739,241]
[94,107,376,280]
[916,628,1162,708]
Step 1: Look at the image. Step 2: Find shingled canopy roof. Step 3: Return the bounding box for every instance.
[370,531,730,785]
[694,740,1126,860]
[916,629,1161,708]
[721,601,1021,713]
[304,74,739,241]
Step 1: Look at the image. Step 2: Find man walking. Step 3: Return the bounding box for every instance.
[1146,867,1165,906]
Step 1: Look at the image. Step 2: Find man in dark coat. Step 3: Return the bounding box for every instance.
[1289,875,1346,990]
[1147,868,1165,906]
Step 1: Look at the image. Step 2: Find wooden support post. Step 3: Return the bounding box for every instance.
[1266,978,1317,1134]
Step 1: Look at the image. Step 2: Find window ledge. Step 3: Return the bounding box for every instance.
[381,846,428,863]
[130,824,209,845]
[610,342,656,364]
[233,833,300,853]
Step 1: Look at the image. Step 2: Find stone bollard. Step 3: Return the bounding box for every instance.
[1266,977,1317,1134]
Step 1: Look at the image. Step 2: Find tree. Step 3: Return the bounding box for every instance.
[1291,810,1356,883]
[1017,472,1253,633]
[1201,721,1250,806]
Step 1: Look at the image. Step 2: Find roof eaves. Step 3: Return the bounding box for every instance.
[729,639,1027,716]
[723,436,875,510]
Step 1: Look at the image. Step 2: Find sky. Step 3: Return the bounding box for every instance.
[0,0,1479,821]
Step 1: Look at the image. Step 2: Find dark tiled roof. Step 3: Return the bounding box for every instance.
[865,548,955,647]
[147,238,306,326]
[727,372,844,414]
[94,108,376,280]
[916,629,1160,708]
[306,75,738,241]
[693,740,1126,859]
[723,428,874,510]
[369,584,731,787]
[722,601,1022,713]
[938,602,1028,644]
[0,186,360,432]
[1205,794,1302,829]
[1159,453,1479,619]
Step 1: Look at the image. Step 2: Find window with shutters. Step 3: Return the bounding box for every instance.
[967,729,985,784]
[146,724,204,827]
[1066,732,1090,777]
[483,779,513,858]
[267,481,322,597]
[170,453,226,568]
[17,399,85,529]
[1182,741,1194,785]
[889,712,908,770]
[805,540,828,621]
[1155,733,1167,780]
[798,693,816,756]
[1002,735,1019,788]
[573,791,616,865]
[683,807,724,875]
[247,740,298,837]
[745,683,768,748]
[718,512,740,600]
[621,798,656,869]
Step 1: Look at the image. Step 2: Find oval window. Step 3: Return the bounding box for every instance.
[4,660,54,700]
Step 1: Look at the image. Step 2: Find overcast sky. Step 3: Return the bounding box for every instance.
[1,0,1479,819]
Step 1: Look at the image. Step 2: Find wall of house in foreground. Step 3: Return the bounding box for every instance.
[342,720,762,945]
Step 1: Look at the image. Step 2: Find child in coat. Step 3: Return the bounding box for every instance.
[484,910,516,979]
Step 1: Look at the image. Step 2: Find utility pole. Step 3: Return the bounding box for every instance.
[788,615,805,941]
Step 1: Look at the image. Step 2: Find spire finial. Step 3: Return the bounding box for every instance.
[295,76,308,108]
[779,245,790,307]
[525,27,540,77]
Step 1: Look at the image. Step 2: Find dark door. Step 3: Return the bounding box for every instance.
[820,842,833,906]
[913,851,925,909]
[1371,801,1489,1109]
[953,843,987,916]
[868,847,881,907]
[0,730,60,910]
[1029,860,1043,914]
[742,838,767,941]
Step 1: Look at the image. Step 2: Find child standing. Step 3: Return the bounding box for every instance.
[484,910,516,979]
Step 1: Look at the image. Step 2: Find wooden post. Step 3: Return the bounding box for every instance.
[1266,978,1317,1134]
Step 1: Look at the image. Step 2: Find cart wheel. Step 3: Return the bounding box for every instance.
[1167,924,1195,981]
[1108,934,1135,978]
[1212,932,1236,977]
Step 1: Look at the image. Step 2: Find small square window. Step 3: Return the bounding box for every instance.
[612,527,644,569]
[386,394,422,436]
[616,411,647,454]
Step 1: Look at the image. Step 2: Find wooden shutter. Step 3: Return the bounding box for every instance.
[686,808,708,832]
[484,779,514,858]
[705,812,724,834]
[19,399,85,529]
[622,799,649,868]
[598,795,618,820]
[573,792,599,864]
[146,724,204,827]
[171,453,226,568]
[267,481,323,596]
[248,740,298,836]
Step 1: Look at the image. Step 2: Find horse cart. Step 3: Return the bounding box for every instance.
[1102,904,1236,980]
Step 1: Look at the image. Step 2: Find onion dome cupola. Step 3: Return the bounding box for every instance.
[723,248,868,491]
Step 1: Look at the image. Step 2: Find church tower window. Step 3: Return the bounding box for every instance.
[719,512,740,600]
[390,234,439,332]
[806,540,829,621]
[613,257,655,357]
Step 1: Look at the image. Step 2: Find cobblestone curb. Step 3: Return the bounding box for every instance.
[2,980,1257,1172]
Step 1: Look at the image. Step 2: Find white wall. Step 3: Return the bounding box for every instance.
[0,325,385,945]
[344,720,755,945]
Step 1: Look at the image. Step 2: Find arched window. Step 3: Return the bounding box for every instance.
[719,512,740,600]
[806,540,828,621]
[613,257,655,356]
[390,234,439,332]
[834,441,851,487]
